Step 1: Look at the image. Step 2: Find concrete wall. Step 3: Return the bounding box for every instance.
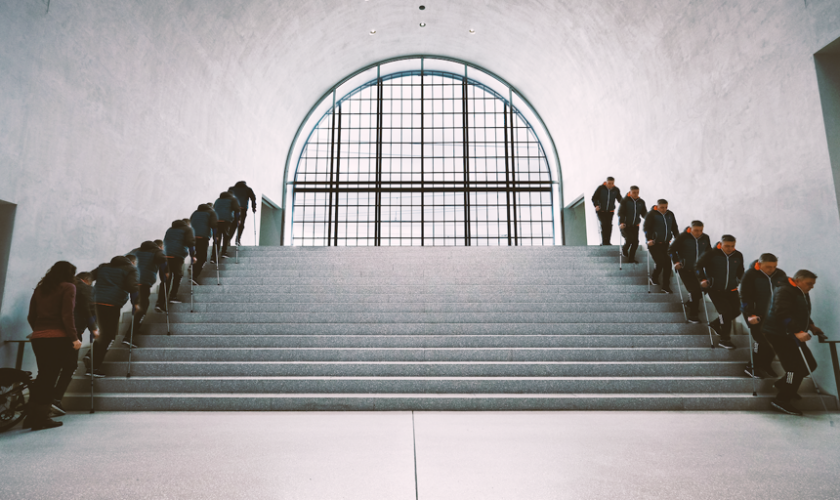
[2,0,840,392]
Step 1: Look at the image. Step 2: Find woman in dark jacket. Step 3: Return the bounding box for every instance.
[25,261,80,430]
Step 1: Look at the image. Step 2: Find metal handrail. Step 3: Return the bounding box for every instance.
[817,337,840,407]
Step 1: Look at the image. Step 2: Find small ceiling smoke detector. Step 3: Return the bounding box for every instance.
[469,29,476,34]
[420,22,426,27]
[419,5,425,10]
[370,29,376,35]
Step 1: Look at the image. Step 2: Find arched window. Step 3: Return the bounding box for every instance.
[288,58,559,246]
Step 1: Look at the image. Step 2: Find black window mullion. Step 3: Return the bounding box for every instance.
[421,69,425,246]
[333,105,343,246]
[462,77,471,246]
[502,103,513,246]
[375,78,383,246]
[509,104,519,246]
[327,105,337,246]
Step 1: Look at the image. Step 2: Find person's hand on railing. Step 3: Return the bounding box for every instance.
[795,331,812,342]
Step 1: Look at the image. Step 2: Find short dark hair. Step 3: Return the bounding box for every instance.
[629,185,639,191]
[758,253,778,263]
[154,239,163,247]
[794,269,817,280]
[76,271,92,282]
[657,199,668,205]
[691,220,704,227]
[721,234,736,243]
[606,176,615,181]
[182,218,190,224]
[126,254,137,264]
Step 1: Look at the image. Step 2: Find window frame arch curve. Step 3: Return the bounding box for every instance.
[281,55,564,245]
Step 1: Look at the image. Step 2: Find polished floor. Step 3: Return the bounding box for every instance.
[1,411,838,499]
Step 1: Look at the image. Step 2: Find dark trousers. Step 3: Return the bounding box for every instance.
[708,290,741,341]
[92,304,121,369]
[195,237,210,277]
[213,221,232,260]
[235,209,248,242]
[677,268,702,317]
[157,257,184,307]
[766,333,817,402]
[125,285,152,342]
[621,225,640,260]
[31,338,76,416]
[748,322,776,372]
[597,211,614,245]
[648,242,671,286]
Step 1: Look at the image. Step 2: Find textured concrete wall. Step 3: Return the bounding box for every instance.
[2,0,840,392]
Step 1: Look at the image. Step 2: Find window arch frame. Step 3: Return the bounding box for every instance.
[281,55,564,245]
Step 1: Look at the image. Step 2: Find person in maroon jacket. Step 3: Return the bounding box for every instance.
[24,261,80,430]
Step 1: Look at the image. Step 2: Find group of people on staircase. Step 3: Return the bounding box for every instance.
[22,182,257,430]
[593,177,827,416]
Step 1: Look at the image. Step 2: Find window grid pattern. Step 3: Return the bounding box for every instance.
[292,71,553,246]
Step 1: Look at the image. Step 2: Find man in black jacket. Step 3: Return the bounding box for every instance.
[669,221,712,323]
[190,203,218,279]
[591,177,622,246]
[740,253,788,379]
[643,199,678,293]
[617,186,647,263]
[159,220,196,310]
[696,235,744,349]
[212,192,241,262]
[229,181,257,246]
[87,256,139,376]
[128,241,168,341]
[762,270,826,415]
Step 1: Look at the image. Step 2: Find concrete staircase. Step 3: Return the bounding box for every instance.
[64,246,837,411]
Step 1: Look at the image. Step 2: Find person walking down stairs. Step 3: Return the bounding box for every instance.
[696,235,744,350]
[739,253,787,379]
[617,185,647,263]
[669,221,711,323]
[591,176,622,246]
[643,199,679,293]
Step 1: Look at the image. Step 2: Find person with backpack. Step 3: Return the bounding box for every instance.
[212,192,241,262]
[87,256,138,377]
[25,261,80,430]
[696,235,745,349]
[669,221,712,323]
[228,181,257,246]
[190,203,218,278]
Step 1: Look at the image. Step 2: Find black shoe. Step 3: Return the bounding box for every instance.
[209,259,217,264]
[221,255,230,259]
[717,339,736,350]
[31,419,63,431]
[648,276,658,286]
[50,401,66,417]
[122,339,137,348]
[661,287,673,294]
[154,306,166,313]
[771,399,803,416]
[235,240,242,246]
[744,365,760,378]
[169,298,183,304]
[709,319,722,335]
[85,369,105,378]
[687,316,700,324]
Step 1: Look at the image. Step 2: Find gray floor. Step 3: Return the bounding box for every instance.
[1,411,838,500]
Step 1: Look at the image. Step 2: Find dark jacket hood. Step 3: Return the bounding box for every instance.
[139,240,159,252]
[234,181,247,187]
[220,192,234,200]
[197,204,213,211]
[172,220,188,229]
[109,255,133,267]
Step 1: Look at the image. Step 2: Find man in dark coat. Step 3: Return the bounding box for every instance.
[159,220,196,310]
[643,199,678,293]
[617,185,647,263]
[228,181,257,246]
[190,203,218,279]
[213,192,241,261]
[591,177,622,246]
[669,221,712,323]
[762,270,826,415]
[128,241,168,340]
[696,235,744,349]
[740,253,788,379]
[87,256,138,375]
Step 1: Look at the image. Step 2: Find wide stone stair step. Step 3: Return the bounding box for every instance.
[62,246,837,412]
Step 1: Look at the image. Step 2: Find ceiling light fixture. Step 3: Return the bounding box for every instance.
[469,29,476,34]
[419,5,425,10]
[420,22,426,27]
[370,29,376,35]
